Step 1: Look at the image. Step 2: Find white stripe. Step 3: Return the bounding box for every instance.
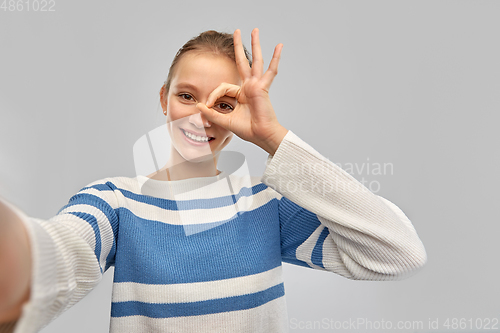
[109,295,288,333]
[49,215,96,252]
[120,186,275,226]
[112,265,283,304]
[320,221,353,279]
[295,223,327,271]
[79,186,117,206]
[55,196,114,272]
[121,175,259,200]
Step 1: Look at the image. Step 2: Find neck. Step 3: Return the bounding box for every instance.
[161,149,220,181]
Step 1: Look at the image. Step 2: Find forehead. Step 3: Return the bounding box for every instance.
[171,52,241,93]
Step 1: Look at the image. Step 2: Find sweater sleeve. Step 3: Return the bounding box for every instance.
[3,179,120,333]
[261,130,427,281]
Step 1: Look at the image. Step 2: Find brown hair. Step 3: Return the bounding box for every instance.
[161,30,252,100]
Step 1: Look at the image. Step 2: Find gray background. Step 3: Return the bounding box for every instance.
[1,1,499,332]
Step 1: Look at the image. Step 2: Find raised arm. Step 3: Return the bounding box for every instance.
[262,131,427,280]
[194,28,426,279]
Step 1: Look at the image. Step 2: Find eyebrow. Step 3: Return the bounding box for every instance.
[175,82,199,92]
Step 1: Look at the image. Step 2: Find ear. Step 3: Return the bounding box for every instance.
[160,85,168,114]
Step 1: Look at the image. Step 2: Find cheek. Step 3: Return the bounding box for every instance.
[166,105,190,140]
[216,125,232,137]
[217,131,233,149]
[167,97,199,122]
[166,103,183,122]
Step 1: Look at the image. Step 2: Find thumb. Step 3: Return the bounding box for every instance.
[196,103,231,130]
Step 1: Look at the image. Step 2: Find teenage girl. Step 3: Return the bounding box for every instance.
[0,28,427,333]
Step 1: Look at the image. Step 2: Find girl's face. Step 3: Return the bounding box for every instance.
[160,52,241,164]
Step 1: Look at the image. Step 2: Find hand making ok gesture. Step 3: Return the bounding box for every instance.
[196,28,288,156]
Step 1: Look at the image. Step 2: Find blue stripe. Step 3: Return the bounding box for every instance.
[111,283,285,318]
[79,183,115,192]
[68,211,103,273]
[182,213,241,236]
[106,181,268,211]
[57,192,117,229]
[279,197,322,264]
[113,199,283,284]
[311,227,329,269]
[57,190,119,273]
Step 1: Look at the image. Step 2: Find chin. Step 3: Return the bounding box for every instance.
[179,151,216,163]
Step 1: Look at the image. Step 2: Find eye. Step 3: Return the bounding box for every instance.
[215,102,234,113]
[179,93,194,101]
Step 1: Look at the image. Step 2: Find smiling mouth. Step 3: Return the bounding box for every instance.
[181,128,215,142]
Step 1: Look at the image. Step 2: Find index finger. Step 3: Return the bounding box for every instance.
[205,83,240,108]
[234,29,251,80]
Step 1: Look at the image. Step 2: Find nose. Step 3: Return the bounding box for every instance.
[189,112,211,129]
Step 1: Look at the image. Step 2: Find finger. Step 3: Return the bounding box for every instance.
[234,29,251,80]
[196,103,232,131]
[205,83,241,108]
[251,28,263,78]
[262,43,283,89]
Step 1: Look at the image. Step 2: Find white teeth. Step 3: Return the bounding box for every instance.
[183,129,211,142]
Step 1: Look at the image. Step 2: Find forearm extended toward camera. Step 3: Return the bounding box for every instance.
[0,198,32,324]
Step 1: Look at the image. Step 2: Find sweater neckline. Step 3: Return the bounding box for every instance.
[135,172,228,200]
[134,150,248,200]
[137,171,224,184]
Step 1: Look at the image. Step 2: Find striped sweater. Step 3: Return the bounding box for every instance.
[10,130,426,333]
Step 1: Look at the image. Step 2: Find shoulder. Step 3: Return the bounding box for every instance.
[72,176,143,209]
[80,176,142,192]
